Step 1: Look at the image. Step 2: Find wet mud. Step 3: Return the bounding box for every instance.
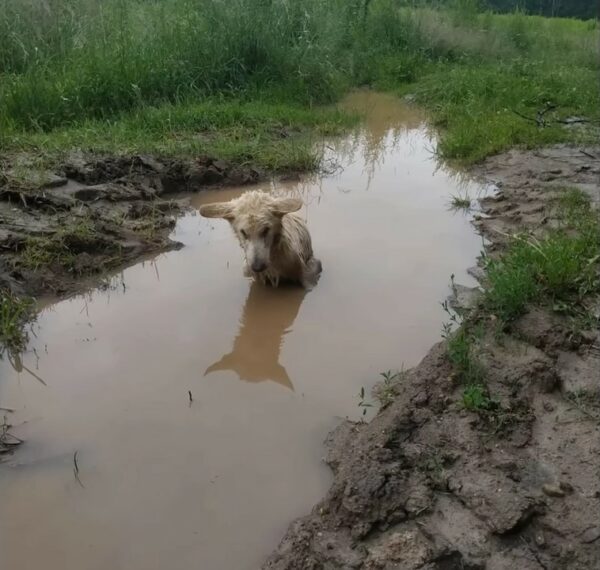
[265,145,600,570]
[0,152,259,297]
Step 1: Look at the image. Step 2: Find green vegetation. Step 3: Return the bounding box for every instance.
[1,0,597,166]
[375,369,404,408]
[0,291,33,354]
[462,383,497,411]
[449,193,472,211]
[18,218,110,274]
[445,325,485,384]
[443,187,599,418]
[484,189,600,322]
[357,386,374,418]
[5,100,354,172]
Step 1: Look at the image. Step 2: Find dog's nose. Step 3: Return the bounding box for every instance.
[251,261,267,273]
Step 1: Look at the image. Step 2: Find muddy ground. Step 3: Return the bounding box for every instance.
[0,151,259,297]
[264,146,600,570]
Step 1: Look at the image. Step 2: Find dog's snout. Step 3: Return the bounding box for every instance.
[251,261,267,273]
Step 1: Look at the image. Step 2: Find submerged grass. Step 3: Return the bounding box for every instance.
[0,1,597,166]
[0,290,33,354]
[449,193,472,211]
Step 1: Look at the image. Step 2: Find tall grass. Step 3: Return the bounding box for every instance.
[1,0,356,129]
[1,0,598,163]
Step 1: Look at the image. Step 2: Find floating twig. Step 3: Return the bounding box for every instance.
[73,451,84,488]
[580,149,599,160]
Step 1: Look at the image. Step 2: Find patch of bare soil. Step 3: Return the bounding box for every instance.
[0,151,259,297]
[264,146,600,570]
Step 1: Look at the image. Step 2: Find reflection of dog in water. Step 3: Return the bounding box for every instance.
[205,282,306,389]
[199,190,322,290]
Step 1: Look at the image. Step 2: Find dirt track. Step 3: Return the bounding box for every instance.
[0,152,259,297]
[264,146,600,570]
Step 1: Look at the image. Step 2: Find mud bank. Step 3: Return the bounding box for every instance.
[0,152,259,297]
[264,146,600,570]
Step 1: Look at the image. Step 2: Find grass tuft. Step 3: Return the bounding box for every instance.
[0,291,33,354]
[449,193,472,211]
[484,190,599,322]
[18,218,109,274]
[446,326,485,385]
[462,383,497,412]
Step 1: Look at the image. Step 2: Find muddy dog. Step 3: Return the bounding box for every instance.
[199,190,322,289]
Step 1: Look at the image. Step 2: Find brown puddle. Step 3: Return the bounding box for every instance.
[0,92,487,570]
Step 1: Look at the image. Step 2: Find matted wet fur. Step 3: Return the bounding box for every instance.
[200,190,322,289]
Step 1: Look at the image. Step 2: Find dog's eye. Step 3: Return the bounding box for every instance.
[240,230,248,239]
[260,227,270,239]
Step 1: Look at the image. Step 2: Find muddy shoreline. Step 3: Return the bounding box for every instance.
[264,146,600,570]
[0,151,261,298]
[1,142,599,569]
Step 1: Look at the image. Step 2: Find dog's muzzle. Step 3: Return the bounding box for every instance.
[251,261,267,273]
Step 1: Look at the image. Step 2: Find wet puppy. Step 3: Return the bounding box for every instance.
[199,190,322,289]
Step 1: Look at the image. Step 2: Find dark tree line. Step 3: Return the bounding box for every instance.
[484,0,597,19]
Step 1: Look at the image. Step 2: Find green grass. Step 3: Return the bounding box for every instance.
[444,187,599,415]
[484,189,600,322]
[0,290,33,354]
[446,326,485,384]
[410,60,599,163]
[18,218,110,274]
[4,98,355,172]
[1,1,597,167]
[374,369,404,408]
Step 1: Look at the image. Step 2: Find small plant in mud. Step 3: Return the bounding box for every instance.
[448,193,472,212]
[374,368,406,409]
[462,384,497,412]
[447,327,485,385]
[484,188,600,324]
[0,290,33,355]
[357,386,373,420]
[418,448,458,490]
[440,297,460,337]
[564,390,600,422]
[441,298,485,385]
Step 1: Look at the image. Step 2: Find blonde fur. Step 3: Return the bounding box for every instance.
[200,190,322,289]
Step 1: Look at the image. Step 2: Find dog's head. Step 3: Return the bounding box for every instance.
[199,191,302,274]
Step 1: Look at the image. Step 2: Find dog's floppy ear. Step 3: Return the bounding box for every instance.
[199,202,234,220]
[271,197,302,217]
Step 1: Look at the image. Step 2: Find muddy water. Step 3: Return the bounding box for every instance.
[0,92,486,570]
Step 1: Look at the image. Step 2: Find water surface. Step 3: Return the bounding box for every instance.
[0,91,485,570]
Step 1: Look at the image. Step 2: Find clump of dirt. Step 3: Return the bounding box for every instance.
[264,146,600,570]
[0,151,260,297]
